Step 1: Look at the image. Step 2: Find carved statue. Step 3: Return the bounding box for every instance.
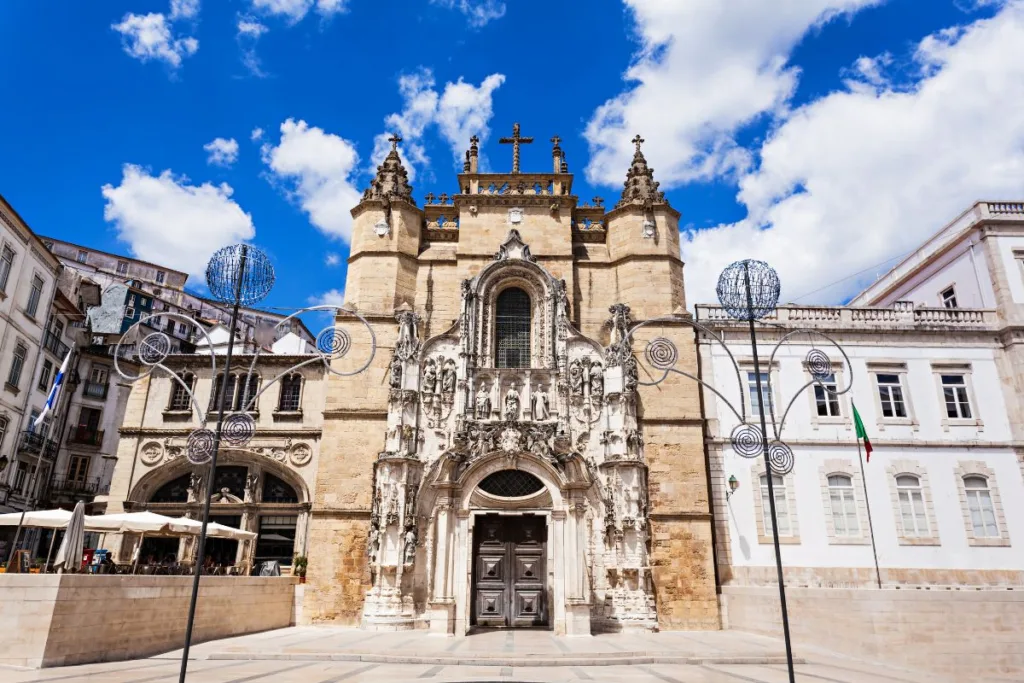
[441,360,456,394]
[244,472,259,502]
[590,362,604,397]
[554,279,569,320]
[403,526,417,565]
[625,356,639,391]
[475,382,491,419]
[187,472,203,503]
[389,357,403,389]
[422,359,437,394]
[569,359,584,396]
[504,387,521,421]
[531,385,550,421]
[395,310,420,360]
[367,525,381,562]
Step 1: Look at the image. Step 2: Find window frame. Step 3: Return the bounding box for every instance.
[26,274,44,317]
[38,359,53,392]
[156,270,166,284]
[954,461,1009,547]
[7,341,28,389]
[76,250,87,264]
[168,372,195,412]
[277,373,303,413]
[940,285,958,309]
[818,460,870,545]
[886,460,940,546]
[868,364,918,430]
[494,286,532,369]
[804,361,850,430]
[751,461,800,545]
[0,243,15,293]
[116,261,129,275]
[931,363,983,431]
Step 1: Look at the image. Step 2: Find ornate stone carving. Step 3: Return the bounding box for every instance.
[389,357,403,390]
[589,362,604,398]
[244,472,260,503]
[493,229,536,263]
[504,386,521,421]
[422,358,438,394]
[141,441,163,466]
[395,310,421,362]
[441,359,456,394]
[403,526,417,565]
[531,385,550,421]
[187,471,204,503]
[614,135,666,209]
[475,382,491,419]
[362,134,414,204]
[289,443,312,467]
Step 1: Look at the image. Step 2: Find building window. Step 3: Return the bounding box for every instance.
[151,474,191,503]
[210,374,237,412]
[67,454,91,487]
[827,475,859,537]
[940,286,958,309]
[748,372,773,415]
[178,322,188,335]
[940,374,972,419]
[759,474,791,536]
[0,415,8,452]
[38,359,53,391]
[255,515,298,566]
[495,287,531,368]
[156,270,166,284]
[14,462,32,494]
[278,374,302,411]
[169,372,195,411]
[26,275,43,317]
[896,475,929,537]
[814,373,840,417]
[0,244,15,292]
[116,261,128,275]
[125,307,135,319]
[7,342,27,388]
[876,373,907,418]
[963,476,999,538]
[76,250,87,263]
[235,374,260,411]
[89,365,109,385]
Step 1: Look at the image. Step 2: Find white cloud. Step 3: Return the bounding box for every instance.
[584,0,882,189]
[251,127,265,141]
[431,0,505,27]
[112,12,199,69]
[249,0,347,23]
[310,288,346,307]
[204,137,240,166]
[325,252,341,266]
[372,69,505,179]
[261,118,363,241]
[680,2,1024,306]
[169,0,200,20]
[102,165,255,280]
[237,15,269,76]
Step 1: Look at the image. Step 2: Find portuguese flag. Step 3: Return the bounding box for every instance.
[853,401,873,462]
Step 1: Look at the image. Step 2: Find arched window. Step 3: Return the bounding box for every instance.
[759,474,791,536]
[262,473,298,503]
[495,287,531,368]
[168,372,195,411]
[827,474,858,536]
[963,475,998,537]
[478,470,545,497]
[278,374,302,412]
[235,374,260,411]
[151,473,191,503]
[211,466,247,500]
[896,475,929,537]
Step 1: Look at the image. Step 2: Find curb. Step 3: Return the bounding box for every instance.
[200,652,804,667]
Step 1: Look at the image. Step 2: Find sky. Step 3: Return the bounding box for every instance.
[0,0,1022,314]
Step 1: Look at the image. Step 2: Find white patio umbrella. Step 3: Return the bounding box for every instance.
[167,517,256,541]
[53,502,85,574]
[0,509,75,528]
[88,511,201,572]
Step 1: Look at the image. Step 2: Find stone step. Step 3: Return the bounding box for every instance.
[178,652,804,667]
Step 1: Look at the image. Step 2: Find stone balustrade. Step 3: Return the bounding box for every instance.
[695,303,997,329]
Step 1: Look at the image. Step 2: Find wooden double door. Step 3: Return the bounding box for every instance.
[471,514,547,628]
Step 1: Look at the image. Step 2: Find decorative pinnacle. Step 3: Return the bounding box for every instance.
[470,135,480,149]
[499,122,534,174]
[631,134,644,154]
[388,133,403,151]
[551,135,562,147]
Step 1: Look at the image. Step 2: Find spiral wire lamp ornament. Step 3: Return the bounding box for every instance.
[179,244,273,683]
[717,258,795,683]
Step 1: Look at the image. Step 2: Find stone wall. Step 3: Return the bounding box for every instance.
[0,575,297,668]
[723,585,1024,680]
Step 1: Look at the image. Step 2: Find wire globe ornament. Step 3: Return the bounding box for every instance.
[223,413,255,446]
[805,349,833,381]
[767,440,795,476]
[186,429,216,465]
[206,244,275,306]
[716,259,781,321]
[139,332,172,365]
[316,326,351,360]
[644,337,678,370]
[730,423,764,459]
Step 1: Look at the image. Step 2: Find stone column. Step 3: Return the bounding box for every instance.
[428,499,455,634]
[551,510,567,635]
[565,499,592,635]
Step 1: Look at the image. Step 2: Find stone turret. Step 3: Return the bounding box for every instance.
[615,135,666,210]
[347,134,423,312]
[604,134,683,316]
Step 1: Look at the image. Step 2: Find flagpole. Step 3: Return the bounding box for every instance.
[853,401,882,590]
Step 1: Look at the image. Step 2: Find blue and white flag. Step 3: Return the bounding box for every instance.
[34,347,72,428]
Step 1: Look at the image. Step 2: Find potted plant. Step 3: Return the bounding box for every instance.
[293,555,307,583]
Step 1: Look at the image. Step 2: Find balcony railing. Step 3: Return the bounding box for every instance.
[44,476,110,499]
[43,329,70,359]
[82,381,109,399]
[18,431,58,461]
[69,426,104,447]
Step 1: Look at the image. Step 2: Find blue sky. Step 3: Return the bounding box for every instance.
[0,0,1021,312]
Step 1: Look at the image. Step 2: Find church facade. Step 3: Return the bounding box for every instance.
[306,130,719,634]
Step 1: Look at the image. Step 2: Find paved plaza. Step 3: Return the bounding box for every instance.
[0,627,974,683]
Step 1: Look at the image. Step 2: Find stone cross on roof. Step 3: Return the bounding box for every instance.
[388,133,403,151]
[499,123,534,174]
[632,135,644,154]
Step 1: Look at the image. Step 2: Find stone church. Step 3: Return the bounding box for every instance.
[309,127,718,634]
